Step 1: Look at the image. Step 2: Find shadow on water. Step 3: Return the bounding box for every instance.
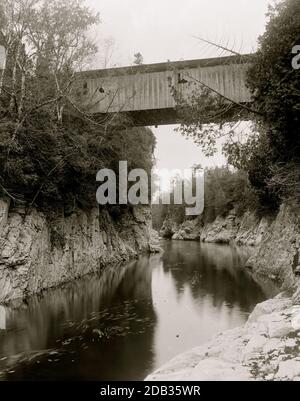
[0,259,157,381]
[0,241,271,380]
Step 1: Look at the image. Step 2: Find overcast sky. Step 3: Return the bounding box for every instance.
[88,0,270,66]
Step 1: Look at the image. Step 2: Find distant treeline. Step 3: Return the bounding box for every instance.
[152,167,259,231]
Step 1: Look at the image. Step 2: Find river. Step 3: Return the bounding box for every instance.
[0,240,269,381]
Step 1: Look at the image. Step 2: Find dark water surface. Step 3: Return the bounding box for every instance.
[0,241,269,381]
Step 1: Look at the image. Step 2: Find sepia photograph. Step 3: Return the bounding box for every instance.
[0,0,299,391]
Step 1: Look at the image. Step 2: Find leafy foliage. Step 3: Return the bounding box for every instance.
[172,0,300,211]
[203,167,259,222]
[133,52,144,65]
[153,167,259,230]
[170,79,247,157]
[0,111,155,209]
[0,0,156,211]
[245,0,300,207]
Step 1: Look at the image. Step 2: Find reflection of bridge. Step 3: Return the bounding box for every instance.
[76,55,253,126]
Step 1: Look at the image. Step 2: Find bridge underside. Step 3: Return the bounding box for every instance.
[95,104,250,127]
[113,108,180,126]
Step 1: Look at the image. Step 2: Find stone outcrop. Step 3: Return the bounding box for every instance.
[167,209,271,246]
[161,204,300,290]
[159,216,180,239]
[149,229,164,253]
[0,198,159,304]
[246,204,300,290]
[235,211,271,246]
[200,209,271,247]
[160,206,275,246]
[172,218,201,241]
[146,294,300,381]
[161,209,272,246]
[200,210,241,244]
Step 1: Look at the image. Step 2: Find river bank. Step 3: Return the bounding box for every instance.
[146,203,300,381]
[146,293,300,381]
[0,198,161,305]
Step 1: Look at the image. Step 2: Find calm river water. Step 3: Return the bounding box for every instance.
[0,241,269,380]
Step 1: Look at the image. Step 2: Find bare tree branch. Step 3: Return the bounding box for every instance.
[192,36,242,56]
[182,72,263,117]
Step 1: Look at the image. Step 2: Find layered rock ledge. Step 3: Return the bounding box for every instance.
[146,293,300,381]
[161,204,300,289]
[0,198,160,304]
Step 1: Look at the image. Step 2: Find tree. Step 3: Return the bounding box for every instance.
[245,0,300,206]
[0,0,100,129]
[98,36,117,69]
[155,166,259,233]
[133,52,143,65]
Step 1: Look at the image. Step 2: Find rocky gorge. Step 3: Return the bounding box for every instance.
[1,193,299,381]
[0,198,161,305]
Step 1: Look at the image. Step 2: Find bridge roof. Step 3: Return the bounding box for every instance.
[79,54,253,78]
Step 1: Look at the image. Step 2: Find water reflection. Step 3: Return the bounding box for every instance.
[152,241,266,367]
[0,259,156,380]
[0,241,269,380]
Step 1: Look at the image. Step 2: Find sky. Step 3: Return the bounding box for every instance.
[87,0,270,66]
[85,0,270,172]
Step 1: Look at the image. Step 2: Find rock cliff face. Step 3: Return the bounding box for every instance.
[171,219,201,241]
[159,217,180,239]
[0,198,159,304]
[246,204,300,291]
[200,210,271,246]
[160,204,300,291]
[162,209,271,246]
